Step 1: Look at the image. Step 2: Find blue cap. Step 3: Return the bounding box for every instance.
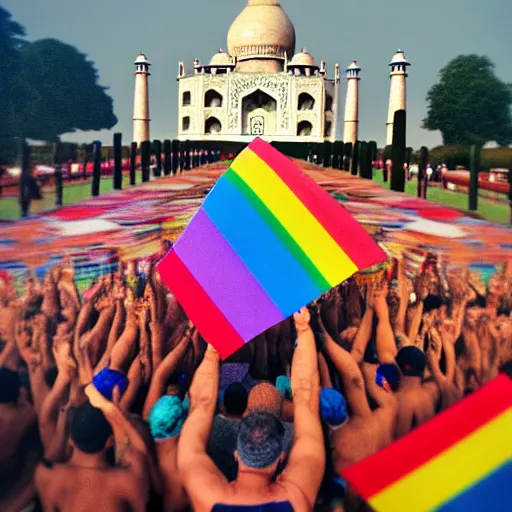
[320,388,348,427]
[92,368,129,400]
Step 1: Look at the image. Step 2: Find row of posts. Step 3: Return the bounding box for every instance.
[17,136,224,216]
[90,136,223,197]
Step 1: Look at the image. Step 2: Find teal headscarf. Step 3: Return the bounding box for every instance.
[148,395,187,440]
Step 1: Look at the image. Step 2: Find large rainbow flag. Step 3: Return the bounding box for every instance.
[157,138,386,358]
[342,374,512,511]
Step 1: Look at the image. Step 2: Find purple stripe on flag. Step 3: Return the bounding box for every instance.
[173,208,284,341]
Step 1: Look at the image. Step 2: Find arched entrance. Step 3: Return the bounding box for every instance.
[242,89,277,135]
[205,90,223,108]
[297,121,312,136]
[205,117,222,134]
[298,93,315,111]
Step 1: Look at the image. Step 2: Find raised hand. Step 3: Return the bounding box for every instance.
[414,273,430,302]
[85,383,116,413]
[293,307,311,333]
[427,328,443,364]
[53,339,77,380]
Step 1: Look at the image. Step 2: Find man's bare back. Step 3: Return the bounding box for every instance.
[155,438,188,512]
[0,400,36,465]
[394,384,437,439]
[331,407,396,473]
[35,462,146,512]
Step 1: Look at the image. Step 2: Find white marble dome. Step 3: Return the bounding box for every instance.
[290,49,317,67]
[227,0,296,62]
[209,50,234,66]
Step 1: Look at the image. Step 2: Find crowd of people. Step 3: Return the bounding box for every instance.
[0,254,511,512]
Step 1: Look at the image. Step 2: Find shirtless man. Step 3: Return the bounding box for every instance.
[178,308,325,511]
[393,345,439,438]
[0,367,38,509]
[319,309,398,475]
[143,324,193,512]
[35,384,149,512]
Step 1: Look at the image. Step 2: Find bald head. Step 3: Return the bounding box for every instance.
[247,382,283,417]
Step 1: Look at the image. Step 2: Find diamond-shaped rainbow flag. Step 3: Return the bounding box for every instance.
[157,138,386,358]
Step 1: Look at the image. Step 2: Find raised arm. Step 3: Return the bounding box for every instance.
[119,356,143,413]
[426,328,458,409]
[177,344,226,488]
[350,301,374,365]
[95,295,125,373]
[142,325,192,419]
[74,281,103,343]
[396,260,412,334]
[39,341,76,461]
[319,313,371,418]
[16,316,49,414]
[109,298,139,373]
[374,284,398,364]
[407,275,428,343]
[318,351,333,388]
[280,308,325,510]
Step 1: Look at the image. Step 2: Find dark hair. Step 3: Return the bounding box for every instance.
[223,382,248,416]
[44,367,59,388]
[422,294,442,313]
[237,412,285,469]
[0,368,21,403]
[395,346,427,378]
[499,361,512,379]
[70,402,112,453]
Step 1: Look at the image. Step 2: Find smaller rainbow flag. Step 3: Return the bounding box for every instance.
[342,374,512,512]
[158,138,386,358]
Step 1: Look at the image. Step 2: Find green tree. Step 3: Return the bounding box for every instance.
[423,55,512,147]
[0,6,26,160]
[15,38,117,141]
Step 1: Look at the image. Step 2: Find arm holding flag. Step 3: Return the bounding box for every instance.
[177,345,228,506]
[279,307,325,510]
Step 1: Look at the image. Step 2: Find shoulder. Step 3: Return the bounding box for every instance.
[278,479,315,511]
[35,461,64,492]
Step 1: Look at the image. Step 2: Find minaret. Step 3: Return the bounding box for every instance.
[133,52,151,145]
[331,63,341,142]
[343,60,361,146]
[386,49,410,145]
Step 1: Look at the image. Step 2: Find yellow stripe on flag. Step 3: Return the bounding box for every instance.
[230,149,357,286]
[369,409,512,512]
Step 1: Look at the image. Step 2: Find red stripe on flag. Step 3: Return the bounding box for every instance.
[249,138,387,271]
[157,250,245,359]
[342,374,512,499]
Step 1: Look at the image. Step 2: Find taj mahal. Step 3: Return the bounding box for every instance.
[132,0,410,147]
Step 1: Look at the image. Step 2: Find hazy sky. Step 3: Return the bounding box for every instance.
[3,0,511,148]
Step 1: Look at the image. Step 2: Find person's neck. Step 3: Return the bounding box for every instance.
[399,375,422,390]
[70,449,109,470]
[235,468,273,492]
